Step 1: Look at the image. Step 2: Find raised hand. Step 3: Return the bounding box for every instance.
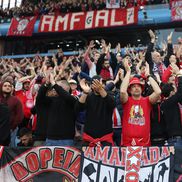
[80,79,91,94]
[105,43,111,54]
[89,40,95,49]
[91,79,104,94]
[123,57,131,72]
[49,72,55,86]
[114,68,124,84]
[148,29,155,42]
[116,43,121,53]
[161,41,167,52]
[167,31,173,44]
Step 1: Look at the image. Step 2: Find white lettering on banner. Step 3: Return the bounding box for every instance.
[110,9,123,26]
[41,15,54,32]
[95,10,109,27]
[55,14,69,31]
[85,11,94,29]
[39,9,138,32]
[70,12,84,30]
[127,7,135,24]
[125,147,143,182]
[81,147,172,182]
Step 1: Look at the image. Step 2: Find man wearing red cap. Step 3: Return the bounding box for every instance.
[120,59,161,146]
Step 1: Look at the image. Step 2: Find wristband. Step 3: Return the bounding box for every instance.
[83,92,89,95]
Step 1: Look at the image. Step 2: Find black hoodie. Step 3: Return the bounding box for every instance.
[0,103,10,145]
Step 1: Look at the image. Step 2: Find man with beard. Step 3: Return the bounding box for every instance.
[0,80,24,147]
[120,60,161,146]
[17,127,34,147]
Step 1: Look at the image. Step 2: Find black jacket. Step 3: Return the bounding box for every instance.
[75,92,115,138]
[46,84,77,140]
[151,103,167,139]
[0,103,10,145]
[161,76,182,137]
[145,42,173,74]
[34,85,50,141]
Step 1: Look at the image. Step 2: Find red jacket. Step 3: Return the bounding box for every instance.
[0,95,23,130]
[162,65,172,83]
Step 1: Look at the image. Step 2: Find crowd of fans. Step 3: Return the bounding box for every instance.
[0,0,170,19]
[0,30,182,148]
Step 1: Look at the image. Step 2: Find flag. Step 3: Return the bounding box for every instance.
[171,0,182,21]
[106,0,120,9]
[7,16,37,36]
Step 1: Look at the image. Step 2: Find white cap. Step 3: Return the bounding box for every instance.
[68,79,77,84]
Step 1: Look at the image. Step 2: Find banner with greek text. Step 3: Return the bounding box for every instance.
[0,146,81,182]
[0,146,175,182]
[79,146,174,182]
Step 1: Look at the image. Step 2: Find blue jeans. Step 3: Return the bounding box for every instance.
[167,137,182,147]
[10,127,18,147]
[45,139,74,146]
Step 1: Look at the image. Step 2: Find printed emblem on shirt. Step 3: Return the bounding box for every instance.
[26,100,34,108]
[129,105,145,126]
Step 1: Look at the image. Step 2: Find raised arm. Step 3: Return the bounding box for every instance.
[78,79,91,104]
[83,40,95,69]
[49,73,76,104]
[145,30,155,72]
[75,79,91,113]
[164,32,174,67]
[145,62,161,104]
[120,58,131,104]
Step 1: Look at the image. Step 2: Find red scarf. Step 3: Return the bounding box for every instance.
[100,68,111,81]
[83,132,114,147]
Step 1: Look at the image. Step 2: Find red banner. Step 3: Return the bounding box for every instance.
[7,16,37,36]
[38,8,138,33]
[171,0,182,21]
[0,147,81,182]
